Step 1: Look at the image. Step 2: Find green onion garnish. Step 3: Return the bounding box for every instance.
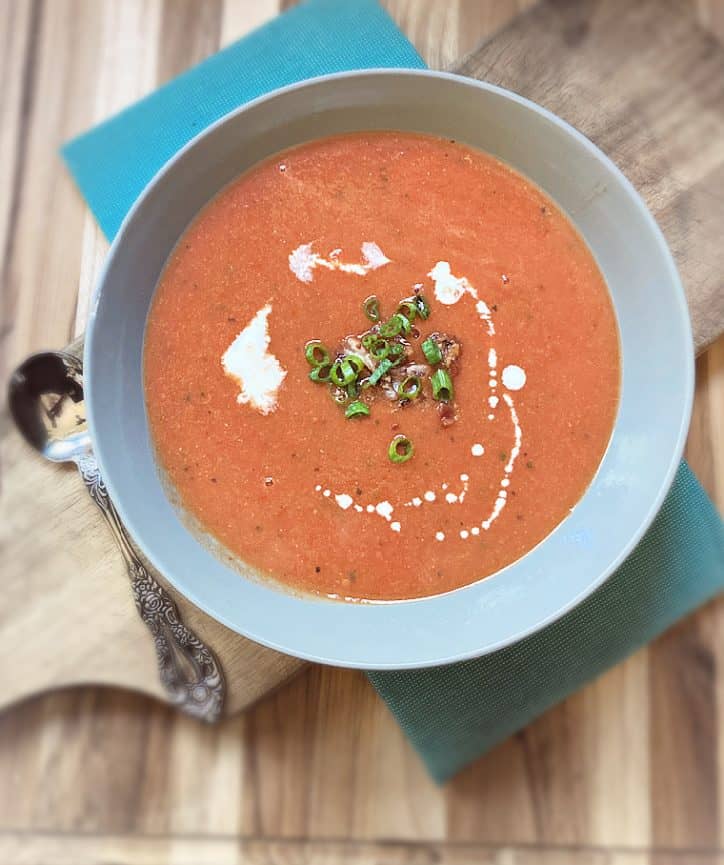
[305,281,454,453]
[345,354,367,377]
[414,295,431,319]
[431,368,453,402]
[397,300,418,321]
[305,341,330,367]
[309,363,332,383]
[398,375,422,400]
[379,316,402,337]
[395,313,412,335]
[363,295,380,323]
[367,358,393,386]
[421,337,442,365]
[388,434,414,463]
[331,357,362,386]
[345,400,370,419]
[365,336,390,360]
[387,342,405,361]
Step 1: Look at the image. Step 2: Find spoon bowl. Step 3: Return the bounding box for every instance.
[8,352,91,464]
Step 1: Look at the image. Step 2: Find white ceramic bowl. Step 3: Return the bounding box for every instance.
[85,70,694,669]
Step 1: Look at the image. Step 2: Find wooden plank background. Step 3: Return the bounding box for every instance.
[0,1,722,862]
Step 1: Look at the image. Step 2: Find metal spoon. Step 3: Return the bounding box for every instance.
[8,351,225,721]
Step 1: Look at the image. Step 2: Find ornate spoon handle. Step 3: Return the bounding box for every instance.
[75,452,225,721]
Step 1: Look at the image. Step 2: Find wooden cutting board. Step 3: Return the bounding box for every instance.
[2,0,723,718]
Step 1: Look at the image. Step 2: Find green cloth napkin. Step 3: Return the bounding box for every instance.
[62,0,724,783]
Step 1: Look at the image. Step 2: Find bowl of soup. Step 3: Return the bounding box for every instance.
[85,70,693,668]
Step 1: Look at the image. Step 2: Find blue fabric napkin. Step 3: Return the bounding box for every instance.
[62,0,724,783]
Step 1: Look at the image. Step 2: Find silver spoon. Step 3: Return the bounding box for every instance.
[8,351,225,721]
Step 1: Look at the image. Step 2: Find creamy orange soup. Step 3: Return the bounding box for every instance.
[144,132,620,601]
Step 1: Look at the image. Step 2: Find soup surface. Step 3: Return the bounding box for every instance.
[144,132,620,601]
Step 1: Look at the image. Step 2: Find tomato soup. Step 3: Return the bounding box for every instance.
[144,132,620,601]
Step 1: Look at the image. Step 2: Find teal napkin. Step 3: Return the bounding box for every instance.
[63,0,724,783]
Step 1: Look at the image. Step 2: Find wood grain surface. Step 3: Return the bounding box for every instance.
[1,1,723,863]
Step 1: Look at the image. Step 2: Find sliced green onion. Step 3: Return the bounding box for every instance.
[395,313,412,335]
[387,341,405,360]
[367,358,393,386]
[365,336,390,360]
[363,295,380,323]
[309,363,332,383]
[379,316,402,337]
[414,294,431,319]
[330,357,359,386]
[398,375,422,400]
[379,312,411,337]
[329,384,349,405]
[305,341,330,367]
[345,400,370,419]
[346,381,360,399]
[388,434,414,464]
[396,300,418,321]
[421,337,442,365]
[431,368,453,402]
[345,354,367,377]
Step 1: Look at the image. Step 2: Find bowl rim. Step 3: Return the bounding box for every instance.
[85,68,694,669]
